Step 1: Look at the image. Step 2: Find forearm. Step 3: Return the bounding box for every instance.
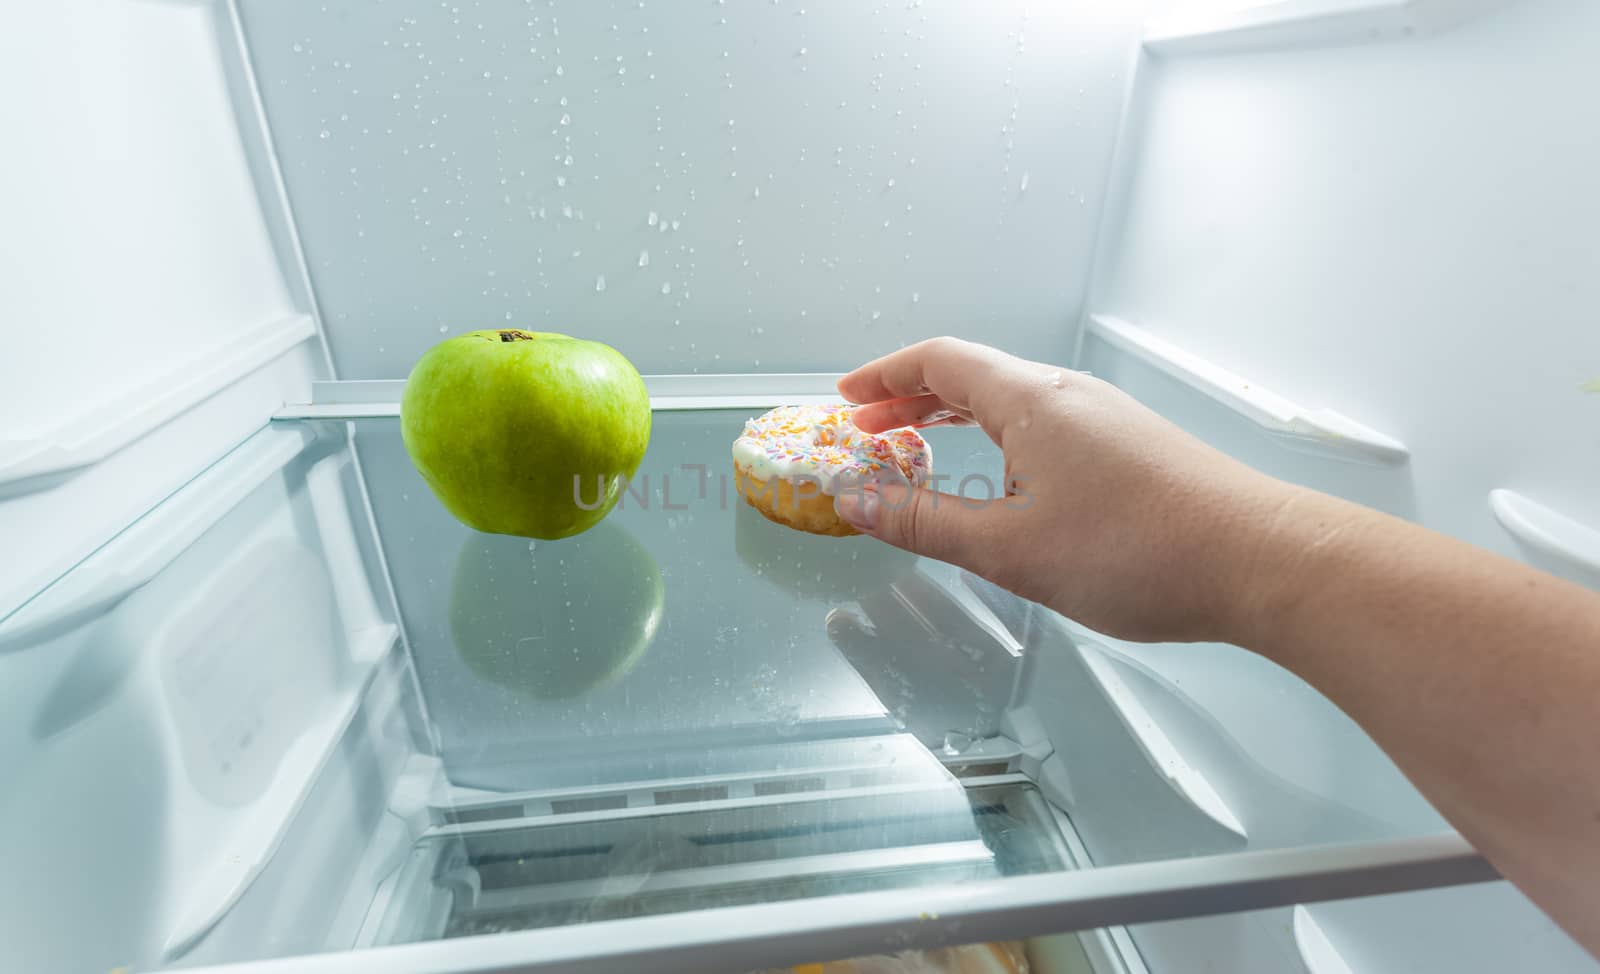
[834,340,1600,952]
[1228,483,1600,951]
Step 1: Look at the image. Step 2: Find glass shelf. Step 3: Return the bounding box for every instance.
[346,410,1023,791]
[319,409,1478,966]
[0,406,1487,974]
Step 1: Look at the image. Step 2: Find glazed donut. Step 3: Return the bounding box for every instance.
[756,942,1030,974]
[732,404,933,537]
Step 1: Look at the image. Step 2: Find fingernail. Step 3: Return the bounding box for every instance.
[917,409,956,426]
[835,488,879,530]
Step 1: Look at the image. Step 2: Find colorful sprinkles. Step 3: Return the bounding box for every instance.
[731,404,933,494]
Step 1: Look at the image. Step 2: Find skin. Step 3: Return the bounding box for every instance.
[832,337,1600,957]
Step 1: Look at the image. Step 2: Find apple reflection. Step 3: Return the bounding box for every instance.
[449,519,664,699]
[733,497,916,602]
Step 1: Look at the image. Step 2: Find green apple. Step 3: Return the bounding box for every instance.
[401,329,651,539]
[450,521,664,699]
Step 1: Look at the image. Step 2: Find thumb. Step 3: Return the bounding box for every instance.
[834,479,1005,570]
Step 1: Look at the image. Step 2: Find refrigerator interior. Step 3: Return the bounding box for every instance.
[3,0,1598,972]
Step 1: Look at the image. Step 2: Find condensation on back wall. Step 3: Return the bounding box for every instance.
[238,0,1147,377]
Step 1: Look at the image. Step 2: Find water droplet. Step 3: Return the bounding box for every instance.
[671,219,681,230]
[871,310,882,320]
[559,113,571,125]
[438,325,449,333]
[595,274,607,292]
[1020,171,1030,193]
[638,249,650,267]
[292,42,304,53]
[556,175,567,187]
[661,281,672,295]
[887,178,896,188]
[912,291,920,303]
[555,65,564,76]
[563,154,573,166]
[452,229,463,238]
[942,730,976,756]
[318,129,330,139]
[647,210,659,226]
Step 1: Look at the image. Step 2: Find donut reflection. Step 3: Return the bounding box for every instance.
[733,497,916,602]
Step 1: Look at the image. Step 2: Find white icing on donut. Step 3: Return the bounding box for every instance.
[731,404,933,496]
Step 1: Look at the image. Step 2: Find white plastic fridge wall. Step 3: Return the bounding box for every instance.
[0,0,331,626]
[0,4,407,970]
[1080,0,1600,968]
[0,427,413,973]
[233,0,1148,377]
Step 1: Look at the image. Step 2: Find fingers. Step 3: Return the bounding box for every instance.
[837,337,1037,425]
[834,479,1011,575]
[850,393,976,433]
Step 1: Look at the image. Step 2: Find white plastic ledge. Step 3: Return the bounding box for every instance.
[1077,643,1247,839]
[1489,489,1600,582]
[273,373,848,420]
[0,426,320,651]
[1086,315,1409,466]
[1293,905,1357,974]
[0,313,316,498]
[1144,0,1523,57]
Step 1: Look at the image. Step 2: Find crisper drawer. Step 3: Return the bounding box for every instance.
[2,401,1495,974]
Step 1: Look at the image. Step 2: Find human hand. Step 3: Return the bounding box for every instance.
[833,337,1301,644]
